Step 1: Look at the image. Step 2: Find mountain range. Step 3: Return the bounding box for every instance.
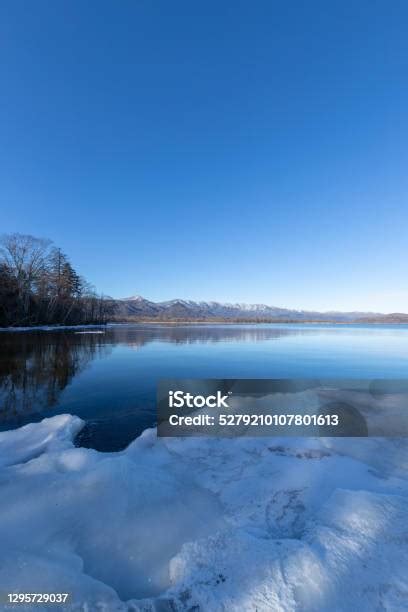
[112,296,408,323]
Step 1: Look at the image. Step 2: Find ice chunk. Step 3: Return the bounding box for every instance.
[0,415,407,610]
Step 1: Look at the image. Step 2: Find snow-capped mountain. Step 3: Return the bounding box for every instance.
[113,296,408,322]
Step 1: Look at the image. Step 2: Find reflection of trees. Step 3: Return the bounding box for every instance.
[0,332,111,424]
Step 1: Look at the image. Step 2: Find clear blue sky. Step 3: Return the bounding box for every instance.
[1,1,407,312]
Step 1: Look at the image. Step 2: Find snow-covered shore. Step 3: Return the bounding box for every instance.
[0,416,407,611]
[0,324,106,332]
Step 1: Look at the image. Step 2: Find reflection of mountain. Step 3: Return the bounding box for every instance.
[106,323,323,347]
[0,332,111,424]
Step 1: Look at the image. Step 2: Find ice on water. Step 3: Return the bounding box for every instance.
[0,413,407,610]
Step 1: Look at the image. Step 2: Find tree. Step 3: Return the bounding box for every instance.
[0,233,112,326]
[0,233,52,317]
[48,248,82,299]
[0,263,19,326]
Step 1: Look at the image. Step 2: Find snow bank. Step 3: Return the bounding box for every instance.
[0,324,106,332]
[0,416,407,611]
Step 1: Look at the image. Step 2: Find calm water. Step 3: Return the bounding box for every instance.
[1,323,408,451]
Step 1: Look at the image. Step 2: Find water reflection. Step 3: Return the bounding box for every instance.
[0,331,111,425]
[0,323,407,451]
[104,323,315,346]
[0,324,316,431]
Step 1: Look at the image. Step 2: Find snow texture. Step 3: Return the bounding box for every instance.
[0,415,407,611]
[0,325,106,332]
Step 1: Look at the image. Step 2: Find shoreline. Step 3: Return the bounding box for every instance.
[0,323,107,333]
[114,319,408,325]
[1,320,408,332]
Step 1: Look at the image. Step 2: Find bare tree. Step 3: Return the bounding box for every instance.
[0,233,111,326]
[0,233,53,317]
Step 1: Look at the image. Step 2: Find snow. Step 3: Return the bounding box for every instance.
[0,416,407,610]
[0,324,106,332]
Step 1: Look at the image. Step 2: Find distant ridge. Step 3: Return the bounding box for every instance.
[112,296,408,323]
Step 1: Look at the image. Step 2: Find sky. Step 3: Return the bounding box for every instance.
[1,1,407,312]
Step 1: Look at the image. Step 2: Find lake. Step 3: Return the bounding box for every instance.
[1,323,408,451]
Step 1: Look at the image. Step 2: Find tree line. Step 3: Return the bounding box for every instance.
[0,233,114,327]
